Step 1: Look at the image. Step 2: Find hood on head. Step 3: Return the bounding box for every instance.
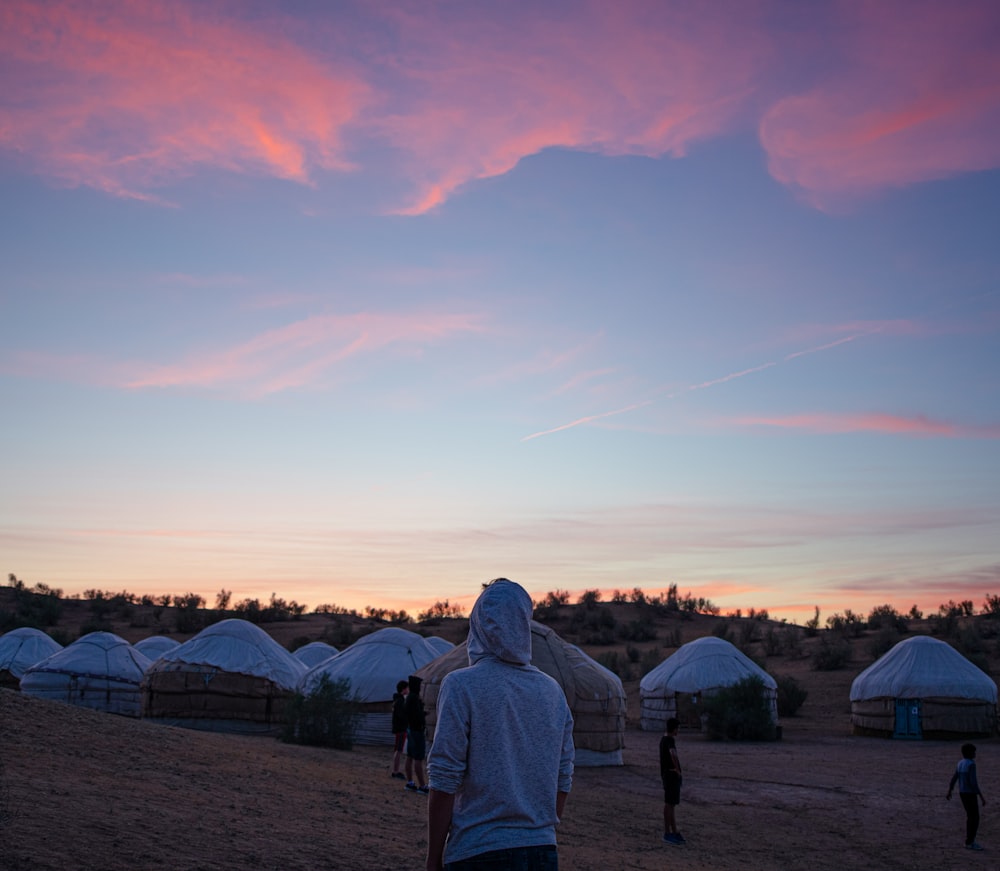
[467,578,532,666]
[408,674,422,695]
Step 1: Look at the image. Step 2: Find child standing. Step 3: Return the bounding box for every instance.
[660,717,685,846]
[390,679,408,779]
[947,742,987,851]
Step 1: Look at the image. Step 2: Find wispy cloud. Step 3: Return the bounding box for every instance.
[734,412,1000,439]
[126,311,486,395]
[2,310,486,396]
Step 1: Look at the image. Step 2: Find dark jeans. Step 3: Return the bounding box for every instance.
[961,792,980,845]
[445,844,558,871]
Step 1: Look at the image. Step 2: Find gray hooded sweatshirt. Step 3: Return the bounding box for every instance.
[427,579,575,864]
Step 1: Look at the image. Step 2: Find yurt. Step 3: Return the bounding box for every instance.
[299,627,440,745]
[293,641,339,668]
[639,636,778,731]
[422,636,455,658]
[415,621,627,766]
[133,635,180,662]
[142,619,307,734]
[20,631,151,716]
[0,627,63,688]
[850,635,998,738]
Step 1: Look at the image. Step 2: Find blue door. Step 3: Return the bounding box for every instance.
[894,698,922,738]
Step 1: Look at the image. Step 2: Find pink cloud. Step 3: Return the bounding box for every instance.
[759,1,1000,208]
[126,311,486,394]
[373,3,772,213]
[1,311,485,395]
[735,412,1000,439]
[0,1,368,198]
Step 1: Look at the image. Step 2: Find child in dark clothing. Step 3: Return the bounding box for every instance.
[404,674,428,794]
[390,679,408,779]
[660,717,685,846]
[947,742,987,850]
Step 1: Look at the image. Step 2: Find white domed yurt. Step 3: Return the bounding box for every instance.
[0,627,64,689]
[850,635,998,738]
[640,636,778,732]
[416,621,627,766]
[293,641,339,668]
[20,631,151,716]
[422,636,455,657]
[133,635,181,662]
[142,619,307,734]
[299,627,440,745]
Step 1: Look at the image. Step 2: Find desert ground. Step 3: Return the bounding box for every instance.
[1,598,996,870]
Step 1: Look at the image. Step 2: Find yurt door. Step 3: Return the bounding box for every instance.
[893,698,922,739]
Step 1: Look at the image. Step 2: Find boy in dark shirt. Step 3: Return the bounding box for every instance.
[404,674,429,794]
[390,679,408,779]
[660,717,685,846]
[947,742,987,850]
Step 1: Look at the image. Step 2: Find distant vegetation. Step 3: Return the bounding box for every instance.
[3,572,1000,680]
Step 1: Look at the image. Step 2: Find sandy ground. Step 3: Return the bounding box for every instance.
[2,602,996,869]
[1,679,994,871]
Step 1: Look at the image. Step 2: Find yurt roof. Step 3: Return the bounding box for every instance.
[850,635,998,703]
[423,636,455,656]
[0,627,64,679]
[150,619,306,690]
[133,636,181,660]
[22,631,151,684]
[300,627,439,702]
[293,641,339,668]
[416,620,625,713]
[639,636,777,694]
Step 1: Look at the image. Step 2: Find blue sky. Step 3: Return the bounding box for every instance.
[1,0,998,622]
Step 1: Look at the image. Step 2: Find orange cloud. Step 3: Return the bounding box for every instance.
[735,412,1000,439]
[0,0,368,198]
[759,1,1000,208]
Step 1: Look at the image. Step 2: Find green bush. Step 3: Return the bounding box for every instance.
[282,674,361,750]
[703,675,777,741]
[775,674,808,717]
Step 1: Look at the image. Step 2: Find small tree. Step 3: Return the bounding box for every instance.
[703,675,777,741]
[282,674,361,750]
[775,674,808,717]
[804,607,821,637]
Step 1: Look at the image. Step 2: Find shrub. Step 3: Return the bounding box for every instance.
[775,674,808,717]
[803,607,821,638]
[703,676,777,741]
[595,651,631,681]
[282,674,360,750]
[812,635,851,671]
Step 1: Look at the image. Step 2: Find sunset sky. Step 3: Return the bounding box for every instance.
[2,0,998,624]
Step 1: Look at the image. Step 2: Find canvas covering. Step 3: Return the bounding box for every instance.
[133,635,180,661]
[20,631,151,717]
[298,627,440,744]
[293,641,339,668]
[850,635,998,736]
[639,636,778,732]
[0,627,63,686]
[415,620,626,766]
[850,635,998,703]
[142,618,307,732]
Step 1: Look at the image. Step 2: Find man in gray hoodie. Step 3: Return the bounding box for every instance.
[426,578,575,870]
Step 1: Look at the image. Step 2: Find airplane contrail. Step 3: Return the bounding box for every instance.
[521,332,875,441]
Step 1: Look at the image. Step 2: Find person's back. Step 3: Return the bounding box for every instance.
[427,578,574,869]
